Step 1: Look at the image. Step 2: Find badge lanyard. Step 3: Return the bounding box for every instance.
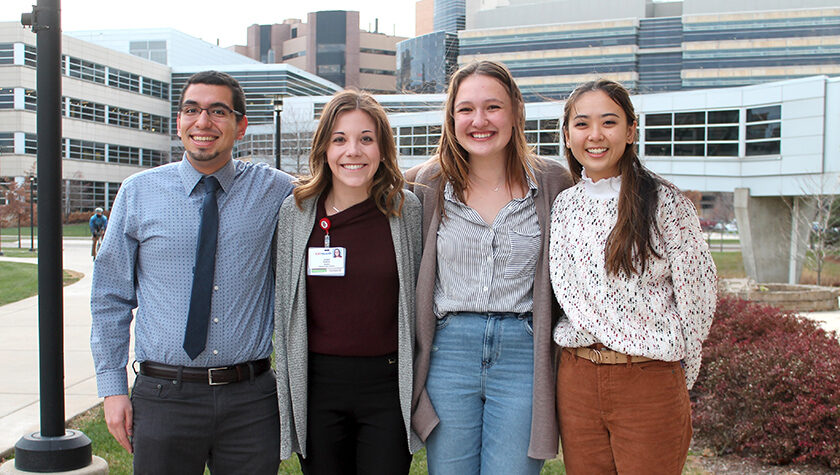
[320,217,331,247]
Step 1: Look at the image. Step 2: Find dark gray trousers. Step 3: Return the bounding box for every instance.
[130,369,281,475]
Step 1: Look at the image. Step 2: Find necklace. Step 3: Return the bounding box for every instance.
[331,205,342,214]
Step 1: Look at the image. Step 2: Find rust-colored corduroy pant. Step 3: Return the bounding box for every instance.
[556,349,692,475]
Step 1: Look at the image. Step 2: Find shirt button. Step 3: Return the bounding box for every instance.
[483,286,489,292]
[213,318,219,323]
[214,285,219,291]
[212,349,219,355]
[487,255,492,261]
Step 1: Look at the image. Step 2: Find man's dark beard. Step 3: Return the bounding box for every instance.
[187,149,220,162]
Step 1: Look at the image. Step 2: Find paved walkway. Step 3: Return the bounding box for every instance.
[0,238,134,458]
[0,239,838,458]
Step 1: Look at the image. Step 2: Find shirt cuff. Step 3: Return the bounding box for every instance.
[96,368,129,398]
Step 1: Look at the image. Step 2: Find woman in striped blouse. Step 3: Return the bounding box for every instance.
[549,79,717,474]
[408,60,572,474]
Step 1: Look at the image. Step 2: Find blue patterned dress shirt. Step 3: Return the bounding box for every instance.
[90,157,294,397]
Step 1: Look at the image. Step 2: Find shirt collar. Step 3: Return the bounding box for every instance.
[580,168,621,200]
[178,153,237,195]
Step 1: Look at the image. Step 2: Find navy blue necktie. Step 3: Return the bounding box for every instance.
[183,175,220,360]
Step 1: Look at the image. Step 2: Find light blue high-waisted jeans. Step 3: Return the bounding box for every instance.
[425,312,543,475]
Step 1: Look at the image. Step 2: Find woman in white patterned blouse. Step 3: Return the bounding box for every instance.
[549,79,717,475]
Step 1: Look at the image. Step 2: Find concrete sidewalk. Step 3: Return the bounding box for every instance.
[0,238,134,458]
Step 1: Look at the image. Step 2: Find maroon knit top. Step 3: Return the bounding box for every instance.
[305,193,399,356]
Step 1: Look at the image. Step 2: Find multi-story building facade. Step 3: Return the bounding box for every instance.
[1,25,339,212]
[236,11,406,93]
[397,0,465,93]
[1,22,172,213]
[459,0,840,99]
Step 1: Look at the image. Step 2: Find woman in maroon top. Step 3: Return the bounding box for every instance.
[274,90,423,474]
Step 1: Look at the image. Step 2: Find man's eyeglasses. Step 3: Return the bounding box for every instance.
[179,104,243,121]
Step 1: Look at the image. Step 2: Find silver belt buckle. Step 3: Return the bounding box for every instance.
[208,367,230,385]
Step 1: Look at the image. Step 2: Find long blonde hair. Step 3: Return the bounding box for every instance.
[294,89,405,216]
[435,60,536,205]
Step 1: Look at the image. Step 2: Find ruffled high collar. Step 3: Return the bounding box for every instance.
[581,169,621,200]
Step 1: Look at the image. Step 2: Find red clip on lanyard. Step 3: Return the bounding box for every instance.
[320,218,331,247]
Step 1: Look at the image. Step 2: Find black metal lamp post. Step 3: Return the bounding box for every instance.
[29,175,35,252]
[273,96,284,170]
[14,0,94,471]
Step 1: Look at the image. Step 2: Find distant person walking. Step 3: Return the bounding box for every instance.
[89,207,107,259]
[549,78,717,474]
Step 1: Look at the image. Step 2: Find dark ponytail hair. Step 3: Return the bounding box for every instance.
[562,79,663,276]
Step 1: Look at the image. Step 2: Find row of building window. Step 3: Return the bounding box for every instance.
[57,95,170,133]
[1,43,170,101]
[0,43,171,101]
[643,105,781,157]
[61,55,170,100]
[0,132,168,167]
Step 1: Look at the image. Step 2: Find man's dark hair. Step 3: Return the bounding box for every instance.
[178,71,246,121]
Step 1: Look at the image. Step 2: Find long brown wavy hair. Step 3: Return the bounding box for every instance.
[562,79,664,276]
[435,60,536,205]
[293,89,405,216]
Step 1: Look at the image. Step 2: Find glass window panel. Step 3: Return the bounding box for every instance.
[746,141,780,156]
[400,136,411,146]
[646,113,671,126]
[707,143,738,156]
[538,144,559,156]
[747,105,781,123]
[645,128,671,142]
[0,88,13,109]
[674,112,704,125]
[539,131,559,144]
[674,143,705,156]
[525,132,538,143]
[540,119,559,130]
[645,144,671,156]
[525,120,538,130]
[708,110,738,124]
[674,127,705,141]
[708,126,738,141]
[413,135,427,146]
[746,123,780,140]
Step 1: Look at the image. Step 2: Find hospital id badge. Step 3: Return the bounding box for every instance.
[307,247,346,276]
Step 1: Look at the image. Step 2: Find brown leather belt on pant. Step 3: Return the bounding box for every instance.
[139,358,270,385]
[565,347,654,365]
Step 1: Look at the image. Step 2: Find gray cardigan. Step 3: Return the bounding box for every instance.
[273,190,424,460]
[406,158,573,460]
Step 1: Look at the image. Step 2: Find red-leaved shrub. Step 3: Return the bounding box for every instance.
[692,295,840,468]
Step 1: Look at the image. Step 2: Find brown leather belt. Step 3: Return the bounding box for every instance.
[565,347,654,365]
[139,358,270,385]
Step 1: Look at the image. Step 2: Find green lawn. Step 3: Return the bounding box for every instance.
[0,249,37,258]
[711,251,746,279]
[0,262,82,306]
[1,223,91,238]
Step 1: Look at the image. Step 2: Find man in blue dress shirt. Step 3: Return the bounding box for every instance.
[90,71,294,474]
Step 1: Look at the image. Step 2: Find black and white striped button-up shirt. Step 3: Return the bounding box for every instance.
[433,178,540,317]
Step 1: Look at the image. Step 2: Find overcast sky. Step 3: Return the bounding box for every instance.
[3,0,417,47]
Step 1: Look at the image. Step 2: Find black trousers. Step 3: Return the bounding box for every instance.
[130,370,281,475]
[301,352,412,475]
